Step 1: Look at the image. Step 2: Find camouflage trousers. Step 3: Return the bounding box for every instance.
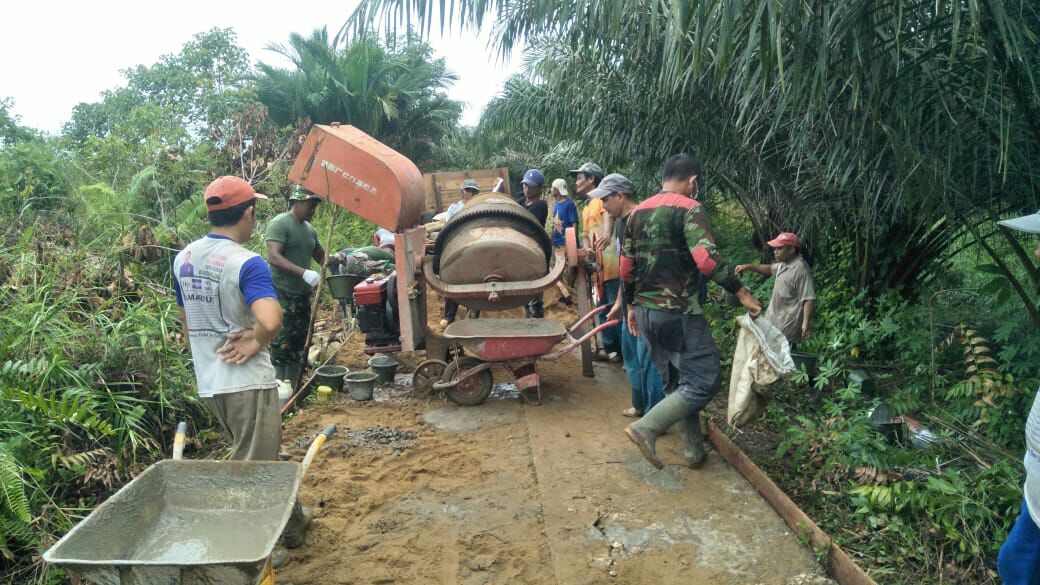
[271,292,312,367]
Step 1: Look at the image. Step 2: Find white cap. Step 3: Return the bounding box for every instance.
[551,178,570,197]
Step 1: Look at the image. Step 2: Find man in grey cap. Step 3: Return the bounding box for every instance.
[596,174,665,417]
[571,161,621,360]
[996,209,1040,583]
[569,162,608,250]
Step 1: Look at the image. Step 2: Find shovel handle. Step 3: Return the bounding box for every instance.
[301,424,337,477]
[172,422,188,460]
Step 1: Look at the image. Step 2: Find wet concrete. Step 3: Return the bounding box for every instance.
[422,400,522,433]
[45,460,299,584]
[522,359,835,585]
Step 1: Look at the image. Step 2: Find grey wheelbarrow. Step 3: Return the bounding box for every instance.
[44,422,336,585]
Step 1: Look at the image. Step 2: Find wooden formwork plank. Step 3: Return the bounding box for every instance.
[707,420,877,585]
[423,168,511,212]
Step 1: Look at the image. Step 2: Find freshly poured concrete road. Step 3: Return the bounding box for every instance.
[281,355,834,584]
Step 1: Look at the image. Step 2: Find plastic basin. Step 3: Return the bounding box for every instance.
[345,371,378,401]
[314,365,349,392]
[368,355,399,383]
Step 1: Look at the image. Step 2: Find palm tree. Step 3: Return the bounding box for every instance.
[348,0,1040,309]
[255,28,463,169]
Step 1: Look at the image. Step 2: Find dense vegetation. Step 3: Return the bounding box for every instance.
[2,2,1039,582]
[0,27,458,583]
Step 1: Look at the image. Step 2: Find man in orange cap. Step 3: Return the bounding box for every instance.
[173,176,311,565]
[736,232,816,345]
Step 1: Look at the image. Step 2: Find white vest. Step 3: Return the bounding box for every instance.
[173,237,276,397]
[1024,389,1040,524]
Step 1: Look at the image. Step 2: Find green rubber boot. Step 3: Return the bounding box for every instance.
[677,412,708,469]
[625,392,697,469]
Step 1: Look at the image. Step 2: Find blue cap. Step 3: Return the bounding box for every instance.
[521,169,545,187]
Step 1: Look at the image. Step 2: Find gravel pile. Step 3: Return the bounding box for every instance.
[346,426,418,447]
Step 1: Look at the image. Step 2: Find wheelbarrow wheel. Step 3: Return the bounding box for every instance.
[412,359,448,397]
[443,357,493,406]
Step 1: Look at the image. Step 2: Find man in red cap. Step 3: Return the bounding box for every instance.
[172,176,311,564]
[736,232,816,345]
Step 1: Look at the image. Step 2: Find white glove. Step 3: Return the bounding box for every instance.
[302,269,321,288]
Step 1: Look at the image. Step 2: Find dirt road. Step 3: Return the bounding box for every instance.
[278,345,834,585]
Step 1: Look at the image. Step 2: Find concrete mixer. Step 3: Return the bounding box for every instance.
[288,123,603,403]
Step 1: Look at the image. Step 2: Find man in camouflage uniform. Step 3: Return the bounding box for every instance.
[266,186,325,386]
[621,154,761,469]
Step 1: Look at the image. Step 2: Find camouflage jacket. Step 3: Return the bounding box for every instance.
[620,192,742,314]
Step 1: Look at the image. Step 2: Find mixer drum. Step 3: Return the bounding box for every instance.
[432,194,553,311]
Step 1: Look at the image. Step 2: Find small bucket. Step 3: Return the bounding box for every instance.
[316,385,333,404]
[368,355,399,384]
[327,274,364,300]
[345,371,378,401]
[314,365,349,392]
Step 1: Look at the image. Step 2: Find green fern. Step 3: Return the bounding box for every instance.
[8,386,114,438]
[0,444,30,524]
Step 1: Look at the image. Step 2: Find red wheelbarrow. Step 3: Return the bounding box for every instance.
[432,306,619,405]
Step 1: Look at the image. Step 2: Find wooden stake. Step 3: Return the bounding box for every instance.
[296,204,341,391]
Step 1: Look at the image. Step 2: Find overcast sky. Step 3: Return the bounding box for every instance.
[0,1,523,134]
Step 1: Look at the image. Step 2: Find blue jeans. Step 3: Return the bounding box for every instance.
[620,318,665,413]
[999,498,1040,585]
[598,280,621,355]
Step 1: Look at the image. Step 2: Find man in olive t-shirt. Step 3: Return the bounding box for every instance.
[736,232,815,346]
[266,186,325,385]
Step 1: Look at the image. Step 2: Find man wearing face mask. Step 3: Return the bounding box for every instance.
[266,185,326,386]
[621,154,761,470]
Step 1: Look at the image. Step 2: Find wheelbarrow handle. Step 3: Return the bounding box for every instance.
[567,304,608,335]
[301,424,337,477]
[546,319,621,361]
[172,421,188,460]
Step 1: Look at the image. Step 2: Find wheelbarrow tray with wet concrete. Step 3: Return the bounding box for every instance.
[435,306,619,406]
[44,459,301,585]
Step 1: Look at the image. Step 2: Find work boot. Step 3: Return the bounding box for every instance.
[677,412,708,469]
[624,392,696,470]
[282,502,313,549]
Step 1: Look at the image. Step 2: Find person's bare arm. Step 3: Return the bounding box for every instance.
[606,291,624,321]
[266,241,306,278]
[218,298,283,364]
[802,299,815,340]
[601,213,613,243]
[313,243,325,266]
[734,263,773,276]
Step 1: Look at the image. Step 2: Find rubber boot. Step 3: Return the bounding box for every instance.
[282,502,313,549]
[274,364,287,382]
[625,392,696,469]
[677,412,708,469]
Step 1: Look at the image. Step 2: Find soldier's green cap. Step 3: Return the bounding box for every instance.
[289,185,323,202]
